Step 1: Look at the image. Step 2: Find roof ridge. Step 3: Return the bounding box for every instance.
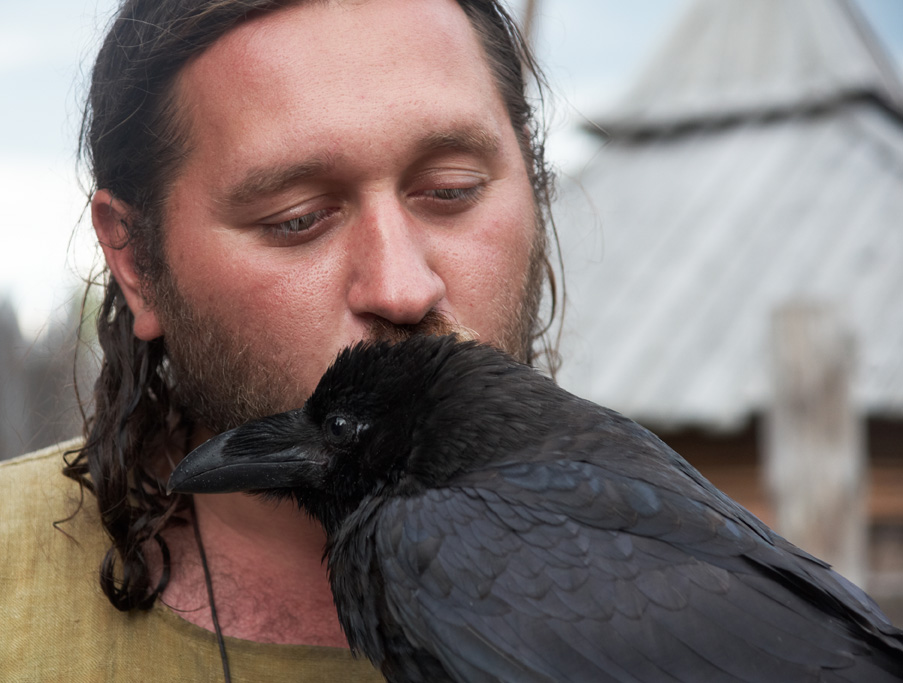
[591,0,903,137]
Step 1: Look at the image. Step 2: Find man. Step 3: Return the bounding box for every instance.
[1,0,557,679]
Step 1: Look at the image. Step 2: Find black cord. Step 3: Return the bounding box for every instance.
[191,500,232,683]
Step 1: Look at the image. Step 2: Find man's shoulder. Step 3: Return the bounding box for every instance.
[0,437,105,579]
[1,437,83,475]
[0,436,95,543]
[0,438,85,518]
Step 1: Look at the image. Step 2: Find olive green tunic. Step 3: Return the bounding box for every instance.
[0,441,385,682]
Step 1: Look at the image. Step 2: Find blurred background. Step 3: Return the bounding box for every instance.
[1,0,901,619]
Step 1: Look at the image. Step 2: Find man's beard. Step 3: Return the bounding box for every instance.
[151,230,545,435]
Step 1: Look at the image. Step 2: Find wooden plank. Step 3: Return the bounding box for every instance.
[694,461,903,530]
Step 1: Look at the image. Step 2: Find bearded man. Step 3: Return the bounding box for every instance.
[0,0,558,680]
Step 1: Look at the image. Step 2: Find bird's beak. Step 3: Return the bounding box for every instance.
[167,409,328,495]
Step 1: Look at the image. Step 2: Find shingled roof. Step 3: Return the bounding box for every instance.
[554,0,903,431]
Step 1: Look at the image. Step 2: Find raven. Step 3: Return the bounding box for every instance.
[169,335,903,682]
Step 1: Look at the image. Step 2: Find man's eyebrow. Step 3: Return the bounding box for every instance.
[415,126,502,159]
[219,157,335,208]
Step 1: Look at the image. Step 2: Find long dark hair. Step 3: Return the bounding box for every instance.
[66,0,561,612]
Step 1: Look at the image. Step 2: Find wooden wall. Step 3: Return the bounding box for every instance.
[657,417,903,626]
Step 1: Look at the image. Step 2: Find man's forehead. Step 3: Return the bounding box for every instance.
[187,0,478,78]
[173,0,499,135]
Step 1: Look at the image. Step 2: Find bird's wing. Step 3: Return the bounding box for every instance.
[365,456,902,683]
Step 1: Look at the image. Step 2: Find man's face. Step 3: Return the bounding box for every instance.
[151,0,541,432]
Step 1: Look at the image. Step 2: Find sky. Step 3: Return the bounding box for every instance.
[1,0,901,339]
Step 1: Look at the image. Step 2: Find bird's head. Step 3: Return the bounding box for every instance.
[167,334,555,534]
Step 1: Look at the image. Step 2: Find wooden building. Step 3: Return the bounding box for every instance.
[553,0,903,621]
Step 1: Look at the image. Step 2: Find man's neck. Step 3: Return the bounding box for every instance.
[159,491,348,647]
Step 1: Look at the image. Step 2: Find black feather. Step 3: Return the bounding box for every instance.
[169,334,903,682]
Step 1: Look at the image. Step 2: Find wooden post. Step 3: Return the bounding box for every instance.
[764,301,867,586]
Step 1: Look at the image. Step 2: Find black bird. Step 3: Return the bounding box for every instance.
[169,335,903,682]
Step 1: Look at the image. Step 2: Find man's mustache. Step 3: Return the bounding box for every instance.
[367,309,477,345]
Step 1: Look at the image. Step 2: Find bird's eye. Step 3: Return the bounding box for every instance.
[324,414,355,447]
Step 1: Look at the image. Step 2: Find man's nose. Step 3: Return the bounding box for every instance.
[346,199,446,325]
